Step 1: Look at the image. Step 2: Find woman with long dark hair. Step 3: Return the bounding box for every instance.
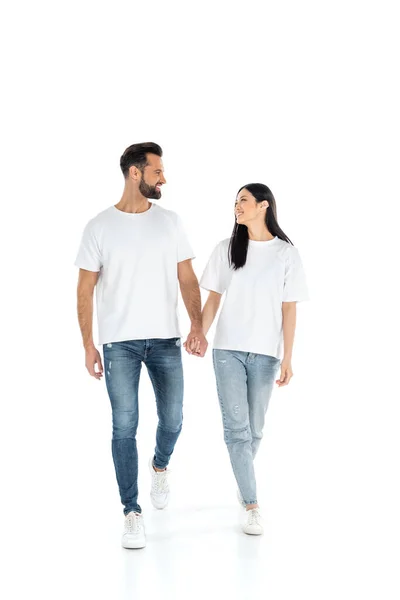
[188,183,309,535]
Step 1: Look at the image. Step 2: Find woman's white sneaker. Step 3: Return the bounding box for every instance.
[122,512,146,549]
[149,457,170,509]
[243,508,264,535]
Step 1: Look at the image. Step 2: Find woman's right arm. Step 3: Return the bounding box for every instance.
[202,291,222,336]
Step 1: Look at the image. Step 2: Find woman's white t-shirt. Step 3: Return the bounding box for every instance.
[199,236,309,359]
[74,203,195,345]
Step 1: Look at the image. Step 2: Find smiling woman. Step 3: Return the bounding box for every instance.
[231,183,293,269]
[195,182,309,536]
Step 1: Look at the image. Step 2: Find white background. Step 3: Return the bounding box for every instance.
[1,1,399,599]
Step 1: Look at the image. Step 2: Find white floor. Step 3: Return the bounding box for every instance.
[6,464,398,600]
[4,346,399,600]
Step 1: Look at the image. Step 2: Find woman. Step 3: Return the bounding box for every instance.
[186,183,309,535]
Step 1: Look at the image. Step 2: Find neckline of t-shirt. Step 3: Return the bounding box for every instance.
[248,236,278,246]
[112,202,156,217]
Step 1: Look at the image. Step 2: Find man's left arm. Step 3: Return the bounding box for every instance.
[177,259,208,357]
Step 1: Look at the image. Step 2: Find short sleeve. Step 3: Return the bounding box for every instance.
[282,247,309,302]
[74,220,102,272]
[176,215,195,263]
[200,242,232,295]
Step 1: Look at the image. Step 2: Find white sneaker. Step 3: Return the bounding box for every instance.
[149,457,170,509]
[122,512,146,549]
[237,489,246,508]
[243,508,264,535]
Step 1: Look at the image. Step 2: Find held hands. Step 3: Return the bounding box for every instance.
[183,329,208,357]
[85,346,104,380]
[276,359,293,387]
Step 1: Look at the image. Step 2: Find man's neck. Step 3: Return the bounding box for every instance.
[115,188,152,214]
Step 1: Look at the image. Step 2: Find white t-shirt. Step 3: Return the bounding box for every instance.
[74,203,195,345]
[199,237,309,359]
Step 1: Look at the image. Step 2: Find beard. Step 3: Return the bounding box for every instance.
[139,177,161,200]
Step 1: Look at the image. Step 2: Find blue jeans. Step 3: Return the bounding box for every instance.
[103,338,184,515]
[213,349,281,505]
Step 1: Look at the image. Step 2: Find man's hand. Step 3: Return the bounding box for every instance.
[276,359,293,387]
[183,329,208,357]
[85,346,104,380]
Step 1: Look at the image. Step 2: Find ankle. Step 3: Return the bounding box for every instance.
[246,503,259,511]
[153,465,166,473]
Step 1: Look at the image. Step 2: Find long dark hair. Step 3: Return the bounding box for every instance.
[229,183,293,270]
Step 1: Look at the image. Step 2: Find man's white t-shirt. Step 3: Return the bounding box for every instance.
[199,237,309,359]
[74,203,195,345]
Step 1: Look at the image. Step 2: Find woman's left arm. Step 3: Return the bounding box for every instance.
[277,301,297,387]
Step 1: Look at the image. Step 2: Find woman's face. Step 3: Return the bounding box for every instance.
[234,189,268,226]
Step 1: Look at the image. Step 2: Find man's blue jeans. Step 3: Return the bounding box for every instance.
[103,338,184,515]
[213,349,281,506]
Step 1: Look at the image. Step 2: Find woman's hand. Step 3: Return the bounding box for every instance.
[183,330,208,357]
[276,359,293,387]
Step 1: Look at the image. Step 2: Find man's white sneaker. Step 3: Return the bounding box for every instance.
[243,508,264,535]
[122,512,146,549]
[149,457,170,509]
[237,489,246,508]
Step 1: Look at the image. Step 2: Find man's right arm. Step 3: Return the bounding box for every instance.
[77,268,103,380]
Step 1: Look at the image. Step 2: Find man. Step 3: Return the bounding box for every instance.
[75,142,207,549]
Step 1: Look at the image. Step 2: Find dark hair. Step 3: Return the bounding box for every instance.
[229,183,293,270]
[120,142,163,178]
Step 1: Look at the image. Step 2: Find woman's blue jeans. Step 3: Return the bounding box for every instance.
[213,349,281,506]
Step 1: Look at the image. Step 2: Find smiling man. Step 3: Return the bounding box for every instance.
[75,142,207,549]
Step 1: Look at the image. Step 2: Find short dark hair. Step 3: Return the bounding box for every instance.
[120,142,163,178]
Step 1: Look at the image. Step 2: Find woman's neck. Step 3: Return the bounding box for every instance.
[247,222,274,241]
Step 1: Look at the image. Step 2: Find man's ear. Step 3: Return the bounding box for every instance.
[129,165,141,181]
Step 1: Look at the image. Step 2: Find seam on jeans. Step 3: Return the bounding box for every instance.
[224,425,252,445]
[157,423,183,434]
[145,366,184,411]
[214,350,251,428]
[224,425,249,434]
[213,352,228,427]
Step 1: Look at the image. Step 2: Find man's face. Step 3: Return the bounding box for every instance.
[139,154,166,199]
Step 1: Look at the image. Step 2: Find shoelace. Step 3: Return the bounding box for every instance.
[247,509,261,526]
[125,513,142,534]
[152,469,170,494]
